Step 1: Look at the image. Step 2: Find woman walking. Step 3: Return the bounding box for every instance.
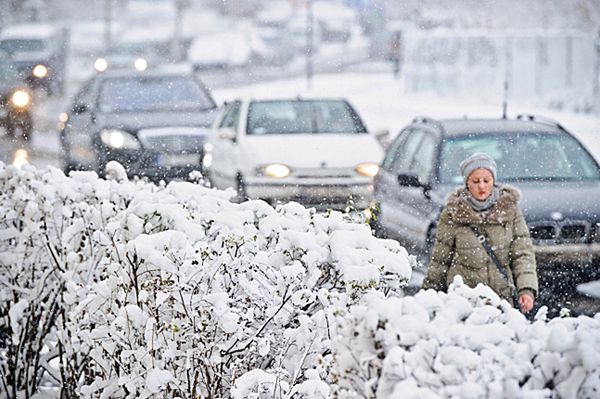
[422,152,538,312]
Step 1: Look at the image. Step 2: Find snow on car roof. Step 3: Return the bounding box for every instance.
[0,23,59,40]
[439,118,568,137]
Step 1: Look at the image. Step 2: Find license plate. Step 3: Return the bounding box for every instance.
[157,153,200,167]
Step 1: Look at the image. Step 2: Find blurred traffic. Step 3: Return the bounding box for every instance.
[1,0,599,314]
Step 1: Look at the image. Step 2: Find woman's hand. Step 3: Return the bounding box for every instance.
[518,293,534,313]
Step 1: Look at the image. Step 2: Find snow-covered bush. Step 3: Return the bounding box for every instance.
[331,276,600,398]
[0,163,411,398]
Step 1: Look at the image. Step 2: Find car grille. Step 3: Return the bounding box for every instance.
[138,127,208,153]
[529,221,590,244]
[293,167,354,179]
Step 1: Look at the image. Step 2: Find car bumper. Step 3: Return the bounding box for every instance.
[534,242,600,264]
[103,149,205,182]
[245,176,374,210]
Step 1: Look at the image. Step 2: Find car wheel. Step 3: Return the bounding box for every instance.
[21,122,32,141]
[421,225,437,266]
[235,174,248,203]
[370,215,387,238]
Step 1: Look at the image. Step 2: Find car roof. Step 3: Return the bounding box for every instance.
[0,23,59,40]
[95,64,195,80]
[237,96,351,104]
[421,118,567,137]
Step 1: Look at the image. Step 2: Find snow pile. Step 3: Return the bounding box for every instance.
[331,276,600,398]
[0,163,410,398]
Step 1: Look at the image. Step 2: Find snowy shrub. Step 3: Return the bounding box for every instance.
[0,163,411,398]
[331,276,600,399]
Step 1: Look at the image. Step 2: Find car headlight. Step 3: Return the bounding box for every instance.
[12,148,29,169]
[134,58,148,71]
[100,129,141,150]
[32,64,48,78]
[11,90,31,108]
[94,58,108,72]
[261,163,291,178]
[355,162,379,177]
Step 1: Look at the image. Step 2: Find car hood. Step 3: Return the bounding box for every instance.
[241,134,384,168]
[97,110,216,132]
[433,180,600,222]
[516,180,600,222]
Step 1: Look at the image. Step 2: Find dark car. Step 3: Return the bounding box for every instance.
[0,23,68,96]
[0,58,33,140]
[60,67,217,182]
[372,115,600,311]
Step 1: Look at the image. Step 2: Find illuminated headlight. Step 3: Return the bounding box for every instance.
[94,58,108,72]
[12,149,29,169]
[134,58,148,71]
[11,90,31,108]
[32,64,48,78]
[355,162,380,177]
[261,163,291,178]
[100,129,141,150]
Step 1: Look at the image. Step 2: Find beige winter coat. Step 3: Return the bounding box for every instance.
[422,185,538,304]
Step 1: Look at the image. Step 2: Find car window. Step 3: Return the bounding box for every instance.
[73,78,97,107]
[439,132,600,183]
[408,131,437,182]
[382,128,409,171]
[97,76,215,113]
[390,129,424,175]
[246,100,367,135]
[219,101,241,130]
[0,38,46,55]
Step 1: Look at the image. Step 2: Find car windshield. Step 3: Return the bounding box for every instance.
[98,76,214,113]
[108,43,152,56]
[439,133,600,184]
[0,61,19,81]
[246,100,367,135]
[0,39,46,54]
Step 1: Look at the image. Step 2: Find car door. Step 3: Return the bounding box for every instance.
[377,127,424,243]
[62,77,99,170]
[210,100,242,190]
[378,126,439,253]
[399,128,440,252]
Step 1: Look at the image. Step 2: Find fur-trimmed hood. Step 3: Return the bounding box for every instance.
[445,185,521,225]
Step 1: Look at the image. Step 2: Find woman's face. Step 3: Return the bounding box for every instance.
[467,168,494,200]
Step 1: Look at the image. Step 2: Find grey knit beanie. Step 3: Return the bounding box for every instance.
[459,152,497,184]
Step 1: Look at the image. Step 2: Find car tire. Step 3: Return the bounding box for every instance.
[235,174,248,203]
[420,225,437,266]
[370,216,387,238]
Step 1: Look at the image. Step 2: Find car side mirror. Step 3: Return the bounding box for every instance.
[397,172,432,197]
[374,128,390,148]
[219,127,237,142]
[73,104,88,114]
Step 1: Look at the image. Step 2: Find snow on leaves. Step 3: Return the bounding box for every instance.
[0,163,409,398]
[331,276,600,398]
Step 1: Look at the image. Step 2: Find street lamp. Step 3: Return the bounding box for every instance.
[306,0,313,89]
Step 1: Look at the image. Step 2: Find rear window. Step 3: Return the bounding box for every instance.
[246,100,367,135]
[439,132,600,184]
[98,76,215,113]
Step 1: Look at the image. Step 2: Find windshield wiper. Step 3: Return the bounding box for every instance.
[503,176,575,182]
